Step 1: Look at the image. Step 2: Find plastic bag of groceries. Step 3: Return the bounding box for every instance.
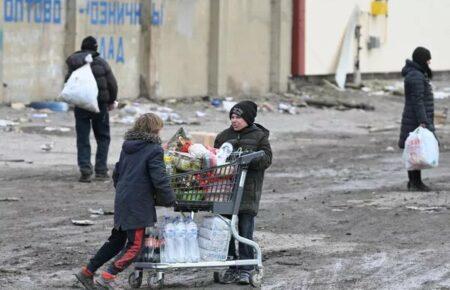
[403,127,439,170]
[60,54,99,113]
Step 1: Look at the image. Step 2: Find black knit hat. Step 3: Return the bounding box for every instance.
[412,46,432,78]
[229,101,258,125]
[81,36,98,51]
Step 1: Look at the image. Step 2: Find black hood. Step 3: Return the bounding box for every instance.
[122,131,161,154]
[66,50,100,70]
[232,123,270,137]
[402,59,425,77]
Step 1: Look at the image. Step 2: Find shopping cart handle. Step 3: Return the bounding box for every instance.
[238,150,265,165]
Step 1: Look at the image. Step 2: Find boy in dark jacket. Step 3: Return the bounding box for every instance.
[214,101,272,285]
[65,36,118,183]
[75,113,175,290]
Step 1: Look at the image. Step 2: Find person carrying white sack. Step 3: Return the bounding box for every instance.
[398,47,438,191]
[65,36,118,183]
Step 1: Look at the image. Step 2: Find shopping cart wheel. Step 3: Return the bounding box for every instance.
[213,271,221,283]
[147,272,164,288]
[250,269,263,288]
[128,271,143,288]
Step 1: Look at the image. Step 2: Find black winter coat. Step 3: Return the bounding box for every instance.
[398,60,435,149]
[112,131,175,230]
[65,50,118,105]
[214,124,272,216]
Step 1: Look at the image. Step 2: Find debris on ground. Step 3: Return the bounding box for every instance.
[29,101,69,112]
[222,100,237,112]
[305,98,375,111]
[434,108,448,126]
[71,219,95,226]
[385,146,395,152]
[88,208,114,215]
[405,206,447,213]
[368,125,397,133]
[40,142,54,152]
[31,113,48,119]
[278,103,298,115]
[195,111,206,118]
[44,127,71,133]
[11,102,26,110]
[434,91,450,100]
[0,197,20,202]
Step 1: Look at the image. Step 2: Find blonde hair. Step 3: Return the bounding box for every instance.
[132,113,164,134]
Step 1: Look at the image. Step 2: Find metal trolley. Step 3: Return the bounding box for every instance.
[129,151,265,288]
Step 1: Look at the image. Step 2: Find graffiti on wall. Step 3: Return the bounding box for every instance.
[98,36,125,63]
[79,1,141,26]
[4,0,62,24]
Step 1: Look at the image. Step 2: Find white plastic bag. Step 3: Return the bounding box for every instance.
[60,54,99,113]
[403,127,439,170]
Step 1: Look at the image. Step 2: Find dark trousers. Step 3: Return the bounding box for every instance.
[74,105,110,175]
[87,228,145,275]
[227,213,255,272]
[408,170,422,185]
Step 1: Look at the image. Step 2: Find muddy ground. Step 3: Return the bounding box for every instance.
[0,81,449,289]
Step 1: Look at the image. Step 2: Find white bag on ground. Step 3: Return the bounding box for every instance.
[403,127,439,170]
[60,54,99,113]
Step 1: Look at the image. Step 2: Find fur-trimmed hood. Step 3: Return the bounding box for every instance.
[122,130,161,154]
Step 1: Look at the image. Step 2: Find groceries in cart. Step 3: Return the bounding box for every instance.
[140,215,230,263]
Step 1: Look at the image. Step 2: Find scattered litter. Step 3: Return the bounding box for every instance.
[225,96,234,101]
[11,102,26,110]
[261,102,275,112]
[371,91,386,96]
[405,206,446,213]
[385,146,395,152]
[368,125,397,133]
[278,103,298,115]
[434,91,450,100]
[40,142,54,152]
[30,101,69,112]
[361,87,372,92]
[44,127,71,133]
[0,159,27,163]
[31,113,48,119]
[0,119,18,127]
[434,108,448,125]
[88,208,113,215]
[90,214,100,218]
[211,98,222,108]
[0,197,20,202]
[196,111,206,118]
[71,219,94,226]
[222,101,237,112]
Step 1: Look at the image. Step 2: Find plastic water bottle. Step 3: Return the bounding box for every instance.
[185,218,200,262]
[174,217,186,262]
[163,218,176,263]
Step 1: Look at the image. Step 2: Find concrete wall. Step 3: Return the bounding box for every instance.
[3,0,66,103]
[148,0,210,98]
[0,0,292,103]
[304,0,450,75]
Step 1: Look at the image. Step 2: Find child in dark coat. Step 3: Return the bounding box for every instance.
[75,113,175,289]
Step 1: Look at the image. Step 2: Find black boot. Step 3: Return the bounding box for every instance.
[416,170,431,192]
[79,172,92,183]
[408,170,430,192]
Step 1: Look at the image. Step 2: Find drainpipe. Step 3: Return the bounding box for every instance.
[291,0,305,76]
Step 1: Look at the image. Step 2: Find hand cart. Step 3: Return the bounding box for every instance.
[129,151,265,288]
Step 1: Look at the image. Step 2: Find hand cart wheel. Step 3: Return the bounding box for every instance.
[213,271,221,283]
[250,268,264,288]
[147,272,164,288]
[128,271,143,288]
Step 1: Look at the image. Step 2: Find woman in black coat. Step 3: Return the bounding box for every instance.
[398,47,435,191]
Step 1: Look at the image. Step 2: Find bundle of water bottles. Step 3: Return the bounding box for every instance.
[139,215,231,263]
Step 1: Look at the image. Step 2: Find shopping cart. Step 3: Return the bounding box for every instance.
[129,151,265,288]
